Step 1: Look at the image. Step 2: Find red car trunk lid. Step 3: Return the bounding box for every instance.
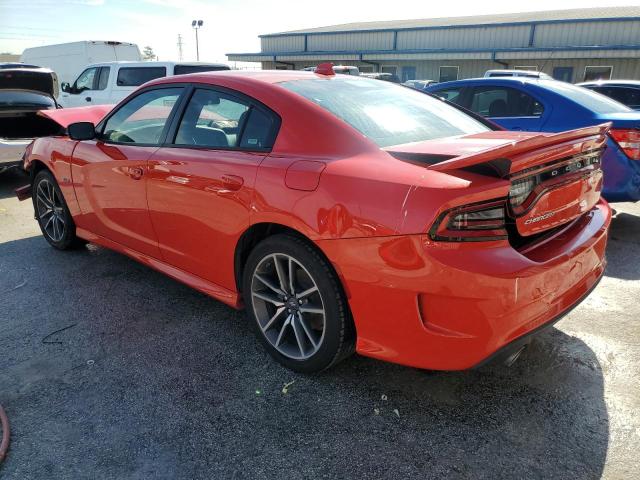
[387,124,610,237]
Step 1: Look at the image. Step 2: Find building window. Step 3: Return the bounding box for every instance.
[358,65,374,73]
[381,65,398,76]
[401,66,417,82]
[514,65,538,71]
[439,66,459,83]
[584,66,613,82]
[552,67,574,83]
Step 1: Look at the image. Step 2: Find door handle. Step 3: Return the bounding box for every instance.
[85,96,92,102]
[127,167,144,180]
[221,174,243,191]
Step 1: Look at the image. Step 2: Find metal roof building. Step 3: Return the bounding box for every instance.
[227,7,640,83]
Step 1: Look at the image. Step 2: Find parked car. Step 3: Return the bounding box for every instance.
[58,61,231,107]
[21,41,142,85]
[0,67,63,173]
[484,69,553,80]
[302,65,359,76]
[427,78,640,202]
[403,79,436,91]
[578,80,640,110]
[360,72,400,83]
[20,70,610,372]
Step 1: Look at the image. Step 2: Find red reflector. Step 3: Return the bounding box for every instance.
[610,129,640,160]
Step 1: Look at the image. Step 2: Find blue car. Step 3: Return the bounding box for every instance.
[426,78,640,202]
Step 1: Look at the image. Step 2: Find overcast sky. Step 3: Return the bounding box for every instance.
[1,0,638,65]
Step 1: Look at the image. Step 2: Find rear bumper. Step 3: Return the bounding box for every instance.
[0,138,31,166]
[317,200,611,370]
[472,272,602,369]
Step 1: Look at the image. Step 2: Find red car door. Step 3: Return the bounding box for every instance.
[146,87,279,292]
[71,87,184,258]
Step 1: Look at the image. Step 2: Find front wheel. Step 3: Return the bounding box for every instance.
[32,170,84,250]
[242,234,355,373]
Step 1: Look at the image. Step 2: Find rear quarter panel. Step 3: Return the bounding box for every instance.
[25,136,81,216]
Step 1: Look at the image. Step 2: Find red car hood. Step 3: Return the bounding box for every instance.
[38,104,114,129]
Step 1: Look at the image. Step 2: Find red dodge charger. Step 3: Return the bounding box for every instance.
[20,69,611,372]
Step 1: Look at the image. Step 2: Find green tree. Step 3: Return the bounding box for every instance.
[142,46,156,61]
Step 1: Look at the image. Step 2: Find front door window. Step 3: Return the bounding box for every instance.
[102,88,183,144]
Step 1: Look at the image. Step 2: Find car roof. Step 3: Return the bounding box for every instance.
[85,61,229,68]
[430,77,555,89]
[0,62,41,69]
[578,80,640,87]
[0,66,55,75]
[144,69,361,88]
[486,69,537,74]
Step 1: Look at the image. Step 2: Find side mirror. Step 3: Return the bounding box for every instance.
[68,122,96,141]
[61,82,71,93]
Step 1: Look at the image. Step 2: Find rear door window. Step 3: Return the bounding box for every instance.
[173,65,230,75]
[116,67,167,87]
[173,88,278,150]
[469,86,544,117]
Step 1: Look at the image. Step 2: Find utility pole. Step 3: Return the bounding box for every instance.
[177,34,183,61]
[191,20,203,61]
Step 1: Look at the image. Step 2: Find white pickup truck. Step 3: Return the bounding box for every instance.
[58,61,230,107]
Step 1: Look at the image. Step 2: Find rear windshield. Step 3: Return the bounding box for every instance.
[280,77,489,147]
[547,81,632,114]
[117,67,167,87]
[173,65,230,75]
[0,90,55,109]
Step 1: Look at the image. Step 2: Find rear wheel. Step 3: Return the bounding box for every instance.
[242,234,354,372]
[33,170,84,250]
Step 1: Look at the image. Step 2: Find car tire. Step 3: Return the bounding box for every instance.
[32,169,85,250]
[242,234,355,373]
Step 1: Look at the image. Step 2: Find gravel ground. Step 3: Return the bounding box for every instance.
[0,168,639,479]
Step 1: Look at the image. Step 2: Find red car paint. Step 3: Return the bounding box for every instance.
[23,71,611,370]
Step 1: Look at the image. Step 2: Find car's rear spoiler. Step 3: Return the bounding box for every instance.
[38,104,114,129]
[428,123,611,175]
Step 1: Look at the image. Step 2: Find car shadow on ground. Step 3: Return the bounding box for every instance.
[0,168,29,200]
[0,234,609,479]
[605,210,640,280]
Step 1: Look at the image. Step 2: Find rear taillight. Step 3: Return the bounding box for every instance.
[429,199,508,242]
[509,176,536,208]
[610,129,640,160]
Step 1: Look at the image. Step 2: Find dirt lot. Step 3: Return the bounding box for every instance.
[1,168,639,479]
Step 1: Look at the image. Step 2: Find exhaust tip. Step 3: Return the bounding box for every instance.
[504,345,527,367]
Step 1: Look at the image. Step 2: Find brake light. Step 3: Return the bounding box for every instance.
[429,199,508,242]
[610,129,640,160]
[509,176,536,208]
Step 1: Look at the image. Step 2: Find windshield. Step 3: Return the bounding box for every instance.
[279,77,489,147]
[0,90,55,109]
[547,81,632,114]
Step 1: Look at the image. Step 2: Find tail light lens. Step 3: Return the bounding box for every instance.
[429,200,508,242]
[610,129,640,160]
[509,176,536,208]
